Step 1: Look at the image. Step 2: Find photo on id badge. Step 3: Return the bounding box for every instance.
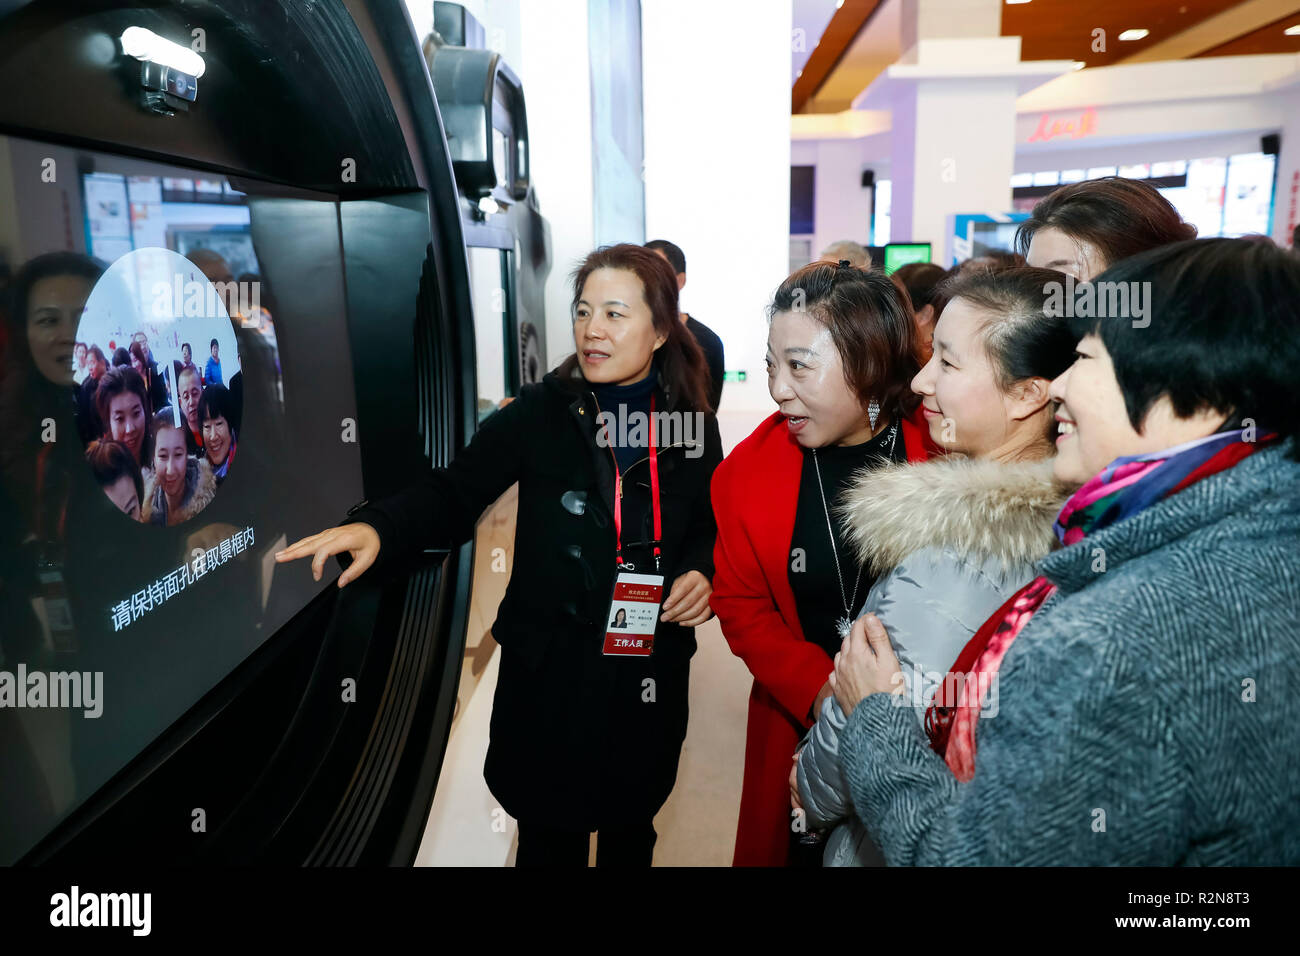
[602,571,665,657]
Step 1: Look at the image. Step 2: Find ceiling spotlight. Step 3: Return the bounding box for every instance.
[1118,29,1150,41]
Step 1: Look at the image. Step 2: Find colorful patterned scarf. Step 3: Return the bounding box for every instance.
[926,427,1276,782]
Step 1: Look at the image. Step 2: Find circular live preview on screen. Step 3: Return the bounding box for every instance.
[73,247,245,526]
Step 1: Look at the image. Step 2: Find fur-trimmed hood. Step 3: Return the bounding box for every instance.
[835,455,1071,576]
[141,456,217,526]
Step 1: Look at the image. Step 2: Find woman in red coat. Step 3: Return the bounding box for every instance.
[711,260,938,866]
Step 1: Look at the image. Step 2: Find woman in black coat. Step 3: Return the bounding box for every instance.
[276,244,723,867]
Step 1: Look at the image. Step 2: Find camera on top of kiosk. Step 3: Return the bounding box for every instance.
[425,35,531,222]
[119,26,203,113]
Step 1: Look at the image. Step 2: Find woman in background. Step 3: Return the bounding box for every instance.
[1019,175,1195,280]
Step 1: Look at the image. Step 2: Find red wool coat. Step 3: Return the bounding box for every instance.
[710,408,937,866]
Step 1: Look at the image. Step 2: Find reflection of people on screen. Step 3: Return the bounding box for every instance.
[128,340,166,415]
[85,440,142,522]
[204,338,223,386]
[175,364,205,458]
[141,411,215,527]
[611,608,627,628]
[92,366,151,468]
[198,384,237,485]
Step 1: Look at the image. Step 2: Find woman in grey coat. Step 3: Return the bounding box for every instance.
[830,238,1300,865]
[795,267,1076,865]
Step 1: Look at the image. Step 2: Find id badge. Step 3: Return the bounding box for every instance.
[602,571,665,657]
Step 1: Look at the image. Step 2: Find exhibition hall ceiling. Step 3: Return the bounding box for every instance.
[794,0,1300,114]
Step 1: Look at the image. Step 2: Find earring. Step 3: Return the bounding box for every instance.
[868,397,880,431]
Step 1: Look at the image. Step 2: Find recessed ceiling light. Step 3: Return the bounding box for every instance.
[1119,29,1150,41]
[1285,24,1300,36]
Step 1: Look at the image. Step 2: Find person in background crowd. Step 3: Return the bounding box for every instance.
[85,439,143,522]
[204,337,223,387]
[274,243,722,868]
[795,267,1076,865]
[831,238,1300,865]
[129,340,166,415]
[710,259,939,867]
[819,240,872,270]
[646,239,725,413]
[92,365,151,469]
[892,262,949,360]
[1018,175,1196,281]
[72,341,89,385]
[76,345,109,443]
[141,410,216,527]
[175,363,205,458]
[198,384,237,485]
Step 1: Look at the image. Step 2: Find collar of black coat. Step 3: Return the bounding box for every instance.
[1039,437,1300,594]
[543,354,682,413]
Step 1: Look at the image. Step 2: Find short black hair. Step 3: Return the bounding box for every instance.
[645,239,685,275]
[198,383,235,431]
[1069,237,1300,459]
[85,439,143,504]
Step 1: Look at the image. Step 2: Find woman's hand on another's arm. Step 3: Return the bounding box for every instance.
[660,570,712,626]
[275,523,381,588]
[829,614,904,718]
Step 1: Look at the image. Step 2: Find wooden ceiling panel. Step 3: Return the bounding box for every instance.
[1195,10,1300,54]
[793,0,884,113]
[1003,0,1240,67]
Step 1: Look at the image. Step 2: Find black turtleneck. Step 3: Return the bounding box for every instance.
[788,418,906,661]
[590,369,658,474]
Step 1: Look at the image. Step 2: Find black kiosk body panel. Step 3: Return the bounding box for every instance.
[0,0,477,865]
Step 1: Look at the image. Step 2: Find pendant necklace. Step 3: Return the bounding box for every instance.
[812,419,897,640]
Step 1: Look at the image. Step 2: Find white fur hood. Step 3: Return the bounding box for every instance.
[835,455,1072,576]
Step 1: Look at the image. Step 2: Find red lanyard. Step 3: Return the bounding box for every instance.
[601,394,662,571]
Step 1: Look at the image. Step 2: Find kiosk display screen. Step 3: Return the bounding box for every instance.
[0,133,365,862]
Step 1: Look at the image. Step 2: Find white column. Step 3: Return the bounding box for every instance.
[642,0,793,412]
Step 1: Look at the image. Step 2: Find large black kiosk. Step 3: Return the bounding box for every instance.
[0,0,483,864]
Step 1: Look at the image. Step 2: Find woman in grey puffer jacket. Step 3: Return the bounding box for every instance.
[794,267,1076,866]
